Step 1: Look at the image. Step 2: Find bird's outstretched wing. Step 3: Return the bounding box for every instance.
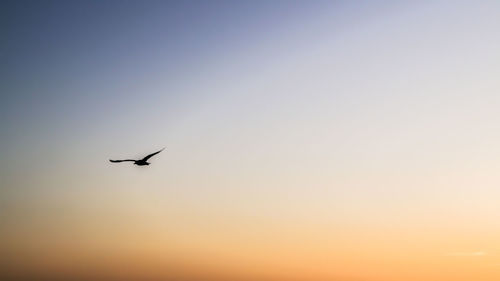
[109,159,136,163]
[141,148,165,161]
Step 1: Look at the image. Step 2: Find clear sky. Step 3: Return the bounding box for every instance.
[1,1,500,280]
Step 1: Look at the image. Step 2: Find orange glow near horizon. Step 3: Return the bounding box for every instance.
[2,206,500,280]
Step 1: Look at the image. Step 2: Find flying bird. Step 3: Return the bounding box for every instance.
[109,148,165,166]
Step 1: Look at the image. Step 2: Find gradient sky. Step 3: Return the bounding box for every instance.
[2,1,500,280]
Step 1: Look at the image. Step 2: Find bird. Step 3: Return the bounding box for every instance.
[109,148,165,166]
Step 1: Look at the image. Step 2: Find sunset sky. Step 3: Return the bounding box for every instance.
[2,1,500,280]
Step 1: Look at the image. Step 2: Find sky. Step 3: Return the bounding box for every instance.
[1,0,500,280]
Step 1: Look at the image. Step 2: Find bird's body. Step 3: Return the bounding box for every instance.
[133,160,150,166]
[109,148,164,166]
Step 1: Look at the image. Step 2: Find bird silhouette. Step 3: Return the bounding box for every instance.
[110,148,165,166]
